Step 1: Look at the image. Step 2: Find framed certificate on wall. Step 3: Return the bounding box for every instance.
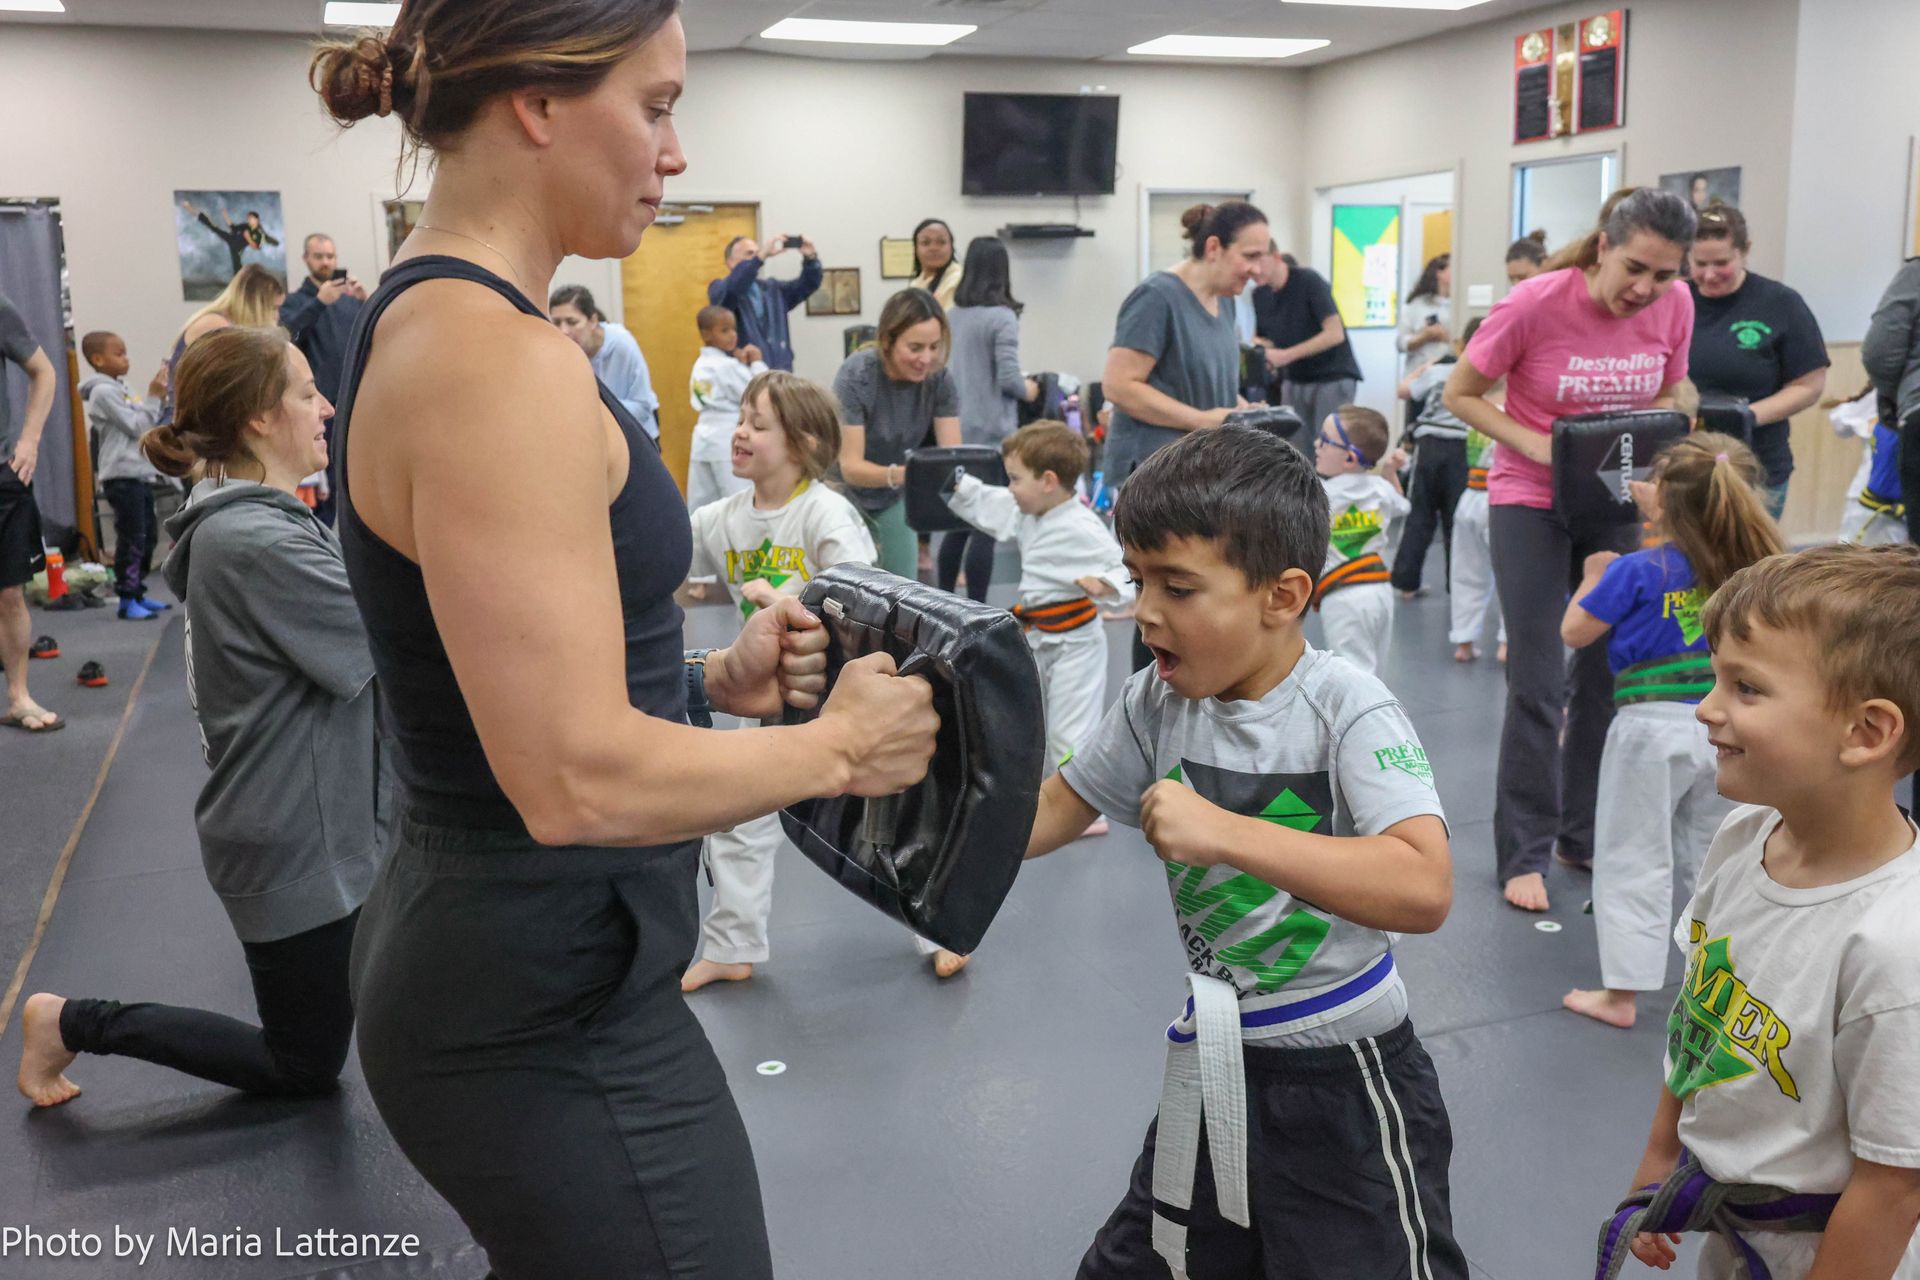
[1575,10,1628,134]
[1513,28,1555,144]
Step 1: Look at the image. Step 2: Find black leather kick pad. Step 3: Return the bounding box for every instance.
[1552,409,1689,528]
[903,445,1008,533]
[1694,392,1755,444]
[781,565,1045,953]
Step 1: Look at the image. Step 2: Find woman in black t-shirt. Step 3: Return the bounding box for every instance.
[1685,206,1829,516]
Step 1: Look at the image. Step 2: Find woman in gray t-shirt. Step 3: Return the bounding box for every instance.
[831,288,961,580]
[18,326,385,1108]
[1103,200,1265,484]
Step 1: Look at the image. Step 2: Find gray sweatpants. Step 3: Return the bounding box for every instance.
[1279,377,1358,438]
[1488,503,1638,885]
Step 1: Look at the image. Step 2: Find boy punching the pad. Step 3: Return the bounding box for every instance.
[1023,424,1467,1279]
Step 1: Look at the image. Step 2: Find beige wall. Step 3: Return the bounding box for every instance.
[1300,0,1803,319]
[0,29,1307,389]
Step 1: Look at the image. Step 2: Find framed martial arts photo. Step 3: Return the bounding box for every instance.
[173,189,287,301]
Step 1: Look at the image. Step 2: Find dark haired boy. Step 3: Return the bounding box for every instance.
[79,331,172,620]
[1024,424,1465,1278]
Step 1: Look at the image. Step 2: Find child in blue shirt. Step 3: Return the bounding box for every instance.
[1559,433,1786,1029]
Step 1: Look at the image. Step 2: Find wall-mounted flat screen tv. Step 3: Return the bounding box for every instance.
[961,93,1119,197]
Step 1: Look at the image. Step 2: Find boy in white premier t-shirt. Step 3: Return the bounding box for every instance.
[1311,405,1410,676]
[942,420,1133,776]
[1602,545,1920,1280]
[678,371,876,994]
[1024,425,1466,1280]
[686,305,769,515]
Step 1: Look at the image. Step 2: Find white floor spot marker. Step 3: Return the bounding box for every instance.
[1534,920,1562,934]
[756,1060,787,1076]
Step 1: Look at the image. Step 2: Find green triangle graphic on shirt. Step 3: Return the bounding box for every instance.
[1329,504,1382,561]
[1258,787,1324,832]
[1671,590,1706,646]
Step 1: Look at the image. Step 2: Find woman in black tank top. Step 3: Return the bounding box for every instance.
[309,6,936,1276]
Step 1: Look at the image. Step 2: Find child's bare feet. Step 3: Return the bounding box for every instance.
[1076,818,1110,839]
[16,994,81,1107]
[681,959,753,993]
[1453,642,1476,663]
[1496,643,1509,664]
[933,950,970,979]
[1563,988,1637,1028]
[1503,873,1550,912]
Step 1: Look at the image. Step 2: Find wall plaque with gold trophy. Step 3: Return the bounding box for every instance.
[1575,10,1628,133]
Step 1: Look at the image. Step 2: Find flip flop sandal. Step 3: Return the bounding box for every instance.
[29,636,59,660]
[2,709,65,733]
[76,662,108,688]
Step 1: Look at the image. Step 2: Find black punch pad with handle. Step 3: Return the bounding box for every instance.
[1552,409,1689,529]
[1226,405,1308,453]
[903,445,1008,533]
[780,564,1045,954]
[1694,392,1755,444]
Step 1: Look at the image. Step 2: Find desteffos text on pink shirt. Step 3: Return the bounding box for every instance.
[1463,267,1694,510]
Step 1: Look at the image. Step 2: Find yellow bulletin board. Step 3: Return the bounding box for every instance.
[1422,210,1453,273]
[1331,205,1401,329]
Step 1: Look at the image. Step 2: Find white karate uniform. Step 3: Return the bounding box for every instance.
[1830,392,1906,547]
[686,344,767,515]
[1318,472,1409,676]
[1447,489,1507,647]
[686,481,876,964]
[1592,703,1733,991]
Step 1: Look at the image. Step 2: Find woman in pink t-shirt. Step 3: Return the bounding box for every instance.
[1443,188,1697,913]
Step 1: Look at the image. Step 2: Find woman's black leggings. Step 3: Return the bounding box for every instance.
[59,910,357,1096]
[937,528,996,602]
[352,815,772,1280]
[1390,437,1468,594]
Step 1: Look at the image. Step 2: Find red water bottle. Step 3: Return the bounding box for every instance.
[44,546,66,601]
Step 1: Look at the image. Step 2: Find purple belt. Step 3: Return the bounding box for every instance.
[1594,1150,1840,1280]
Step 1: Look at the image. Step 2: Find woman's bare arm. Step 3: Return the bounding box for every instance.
[359,300,931,848]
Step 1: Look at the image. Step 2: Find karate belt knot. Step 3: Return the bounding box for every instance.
[1151,973,1250,1279]
[1593,1149,1839,1280]
[1312,553,1390,610]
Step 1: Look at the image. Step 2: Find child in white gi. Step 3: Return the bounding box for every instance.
[1604,543,1920,1280]
[1311,405,1409,676]
[1023,424,1465,1280]
[686,305,768,515]
[679,371,876,993]
[943,420,1133,777]
[1828,387,1906,546]
[1448,426,1508,662]
[1560,434,1785,1030]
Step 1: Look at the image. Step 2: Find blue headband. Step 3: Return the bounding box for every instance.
[1325,417,1374,469]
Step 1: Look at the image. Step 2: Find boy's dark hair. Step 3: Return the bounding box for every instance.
[549,284,601,321]
[80,331,117,364]
[1002,420,1087,489]
[696,304,734,336]
[1334,405,1390,465]
[1115,425,1328,591]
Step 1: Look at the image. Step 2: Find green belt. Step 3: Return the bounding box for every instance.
[1614,651,1714,706]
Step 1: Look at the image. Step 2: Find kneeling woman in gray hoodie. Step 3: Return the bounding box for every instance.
[17,325,389,1107]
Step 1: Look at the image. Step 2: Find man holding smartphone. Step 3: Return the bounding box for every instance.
[279,232,368,525]
[708,233,822,373]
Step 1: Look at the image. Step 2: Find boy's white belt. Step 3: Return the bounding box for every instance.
[1151,973,1248,1279]
[1149,952,1400,1277]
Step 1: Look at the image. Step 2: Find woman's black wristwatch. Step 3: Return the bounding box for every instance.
[685,648,714,729]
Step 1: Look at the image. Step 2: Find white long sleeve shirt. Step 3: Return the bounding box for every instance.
[689,345,770,462]
[946,476,1134,611]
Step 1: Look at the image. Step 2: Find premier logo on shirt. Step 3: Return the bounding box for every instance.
[1662,587,1707,645]
[1373,741,1434,786]
[1329,505,1384,561]
[1730,320,1774,351]
[1162,761,1333,994]
[1667,919,1800,1102]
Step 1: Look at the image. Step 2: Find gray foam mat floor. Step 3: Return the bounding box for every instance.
[2,544,1728,1278]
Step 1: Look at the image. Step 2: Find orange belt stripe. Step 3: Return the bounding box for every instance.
[1313,553,1390,608]
[1012,597,1100,633]
[1467,467,1488,491]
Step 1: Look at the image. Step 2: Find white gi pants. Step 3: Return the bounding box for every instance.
[1838,499,1907,547]
[698,812,784,965]
[1592,702,1732,992]
[1320,581,1394,676]
[912,621,1110,957]
[1698,1225,1920,1280]
[686,457,751,515]
[1448,489,1506,647]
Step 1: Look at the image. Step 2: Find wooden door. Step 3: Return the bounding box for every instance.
[620,203,758,491]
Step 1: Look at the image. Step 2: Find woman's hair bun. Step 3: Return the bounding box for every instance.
[1180,204,1216,235]
[1527,228,1548,245]
[311,34,393,127]
[140,423,198,480]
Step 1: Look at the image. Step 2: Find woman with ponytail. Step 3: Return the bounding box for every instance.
[17,326,387,1109]
[1444,186,1698,912]
[1557,433,1784,1028]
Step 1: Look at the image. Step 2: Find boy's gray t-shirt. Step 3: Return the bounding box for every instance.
[165,480,393,942]
[832,347,960,514]
[1061,645,1444,1036]
[1104,271,1239,482]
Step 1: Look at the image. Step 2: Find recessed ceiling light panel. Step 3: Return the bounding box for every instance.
[761,18,976,47]
[1128,35,1331,59]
